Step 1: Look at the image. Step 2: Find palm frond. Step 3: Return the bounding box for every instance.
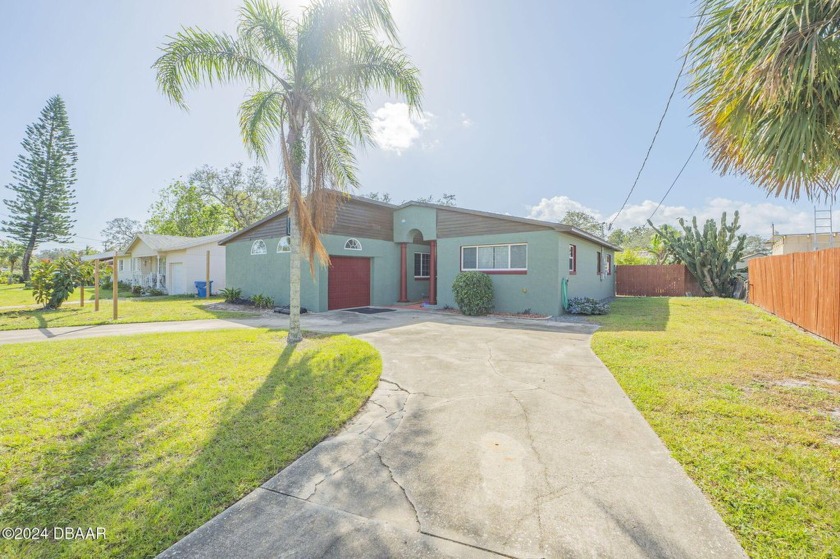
[689,0,840,201]
[153,28,280,108]
[238,0,297,76]
[239,90,287,160]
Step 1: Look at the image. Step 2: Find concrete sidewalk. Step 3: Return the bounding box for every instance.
[159,316,746,558]
[0,309,590,345]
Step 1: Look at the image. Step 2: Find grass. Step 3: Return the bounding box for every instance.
[0,329,381,558]
[590,298,840,558]
[0,283,137,308]
[0,294,256,331]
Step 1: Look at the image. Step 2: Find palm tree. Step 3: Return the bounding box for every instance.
[1,242,25,284]
[154,0,421,343]
[689,0,840,201]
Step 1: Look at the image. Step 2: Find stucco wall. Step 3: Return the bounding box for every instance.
[560,233,616,303]
[436,230,563,316]
[225,233,400,311]
[394,206,437,242]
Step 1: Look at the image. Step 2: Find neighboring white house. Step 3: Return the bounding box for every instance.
[85,233,228,295]
[771,232,839,255]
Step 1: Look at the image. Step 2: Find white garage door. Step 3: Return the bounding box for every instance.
[169,263,185,295]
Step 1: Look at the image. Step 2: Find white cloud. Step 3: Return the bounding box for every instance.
[526,195,836,236]
[527,195,601,223]
[460,112,473,128]
[371,102,434,154]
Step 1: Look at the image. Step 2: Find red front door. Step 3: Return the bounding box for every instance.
[328,256,371,310]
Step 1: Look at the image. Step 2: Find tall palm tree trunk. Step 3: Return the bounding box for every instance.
[286,128,304,345]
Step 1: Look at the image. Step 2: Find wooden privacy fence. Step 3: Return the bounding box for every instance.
[748,248,840,345]
[615,264,705,297]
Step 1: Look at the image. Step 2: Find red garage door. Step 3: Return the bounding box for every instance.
[328,256,371,310]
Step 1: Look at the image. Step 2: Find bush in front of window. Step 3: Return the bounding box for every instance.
[452,271,494,316]
[566,297,609,315]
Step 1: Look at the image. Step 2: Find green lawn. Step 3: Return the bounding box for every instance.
[0,330,381,558]
[0,283,137,308]
[0,294,256,331]
[590,298,840,558]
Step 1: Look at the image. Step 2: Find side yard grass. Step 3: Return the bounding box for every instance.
[0,295,256,330]
[0,283,136,308]
[590,298,840,558]
[0,329,381,558]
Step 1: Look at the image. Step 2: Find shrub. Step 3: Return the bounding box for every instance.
[31,261,75,309]
[220,287,242,304]
[251,293,274,309]
[566,297,609,315]
[452,271,494,316]
[146,287,166,296]
[131,285,143,295]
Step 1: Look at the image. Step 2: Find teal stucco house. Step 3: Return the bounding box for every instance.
[219,195,618,316]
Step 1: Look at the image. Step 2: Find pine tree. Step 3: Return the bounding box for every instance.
[2,96,78,280]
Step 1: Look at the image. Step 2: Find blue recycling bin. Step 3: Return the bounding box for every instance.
[194,280,213,297]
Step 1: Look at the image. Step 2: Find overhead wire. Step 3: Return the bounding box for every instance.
[647,139,701,222]
[608,7,706,231]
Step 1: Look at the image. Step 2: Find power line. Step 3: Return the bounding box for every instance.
[647,139,701,222]
[608,9,706,231]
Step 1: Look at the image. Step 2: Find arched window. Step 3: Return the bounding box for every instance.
[277,236,291,253]
[344,238,362,251]
[250,240,267,255]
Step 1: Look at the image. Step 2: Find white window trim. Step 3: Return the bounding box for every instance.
[414,252,430,278]
[277,236,291,253]
[251,239,267,255]
[344,238,362,251]
[460,243,528,272]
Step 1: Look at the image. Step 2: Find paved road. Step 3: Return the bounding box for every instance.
[158,313,746,558]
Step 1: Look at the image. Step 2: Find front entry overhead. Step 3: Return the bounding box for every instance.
[328,257,371,310]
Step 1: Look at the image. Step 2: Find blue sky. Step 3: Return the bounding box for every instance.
[0,0,834,250]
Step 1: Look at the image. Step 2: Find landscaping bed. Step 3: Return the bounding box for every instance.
[0,329,381,558]
[590,297,840,558]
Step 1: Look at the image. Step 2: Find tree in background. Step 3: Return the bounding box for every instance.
[615,249,653,266]
[413,193,457,206]
[559,210,603,236]
[101,218,143,251]
[190,163,285,229]
[0,241,26,283]
[364,192,392,203]
[650,212,746,297]
[155,0,421,343]
[37,246,96,261]
[742,234,770,255]
[1,96,78,281]
[146,181,229,237]
[690,0,840,201]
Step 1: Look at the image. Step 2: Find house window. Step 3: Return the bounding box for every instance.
[277,236,290,253]
[344,238,362,251]
[606,254,612,275]
[597,251,603,275]
[251,240,267,255]
[118,260,124,272]
[414,253,430,278]
[461,243,527,272]
[569,245,577,275]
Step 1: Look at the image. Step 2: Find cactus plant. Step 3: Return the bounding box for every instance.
[648,212,746,297]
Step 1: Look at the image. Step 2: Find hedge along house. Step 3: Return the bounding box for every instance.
[219,195,618,316]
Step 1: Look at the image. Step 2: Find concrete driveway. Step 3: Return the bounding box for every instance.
[161,311,745,558]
